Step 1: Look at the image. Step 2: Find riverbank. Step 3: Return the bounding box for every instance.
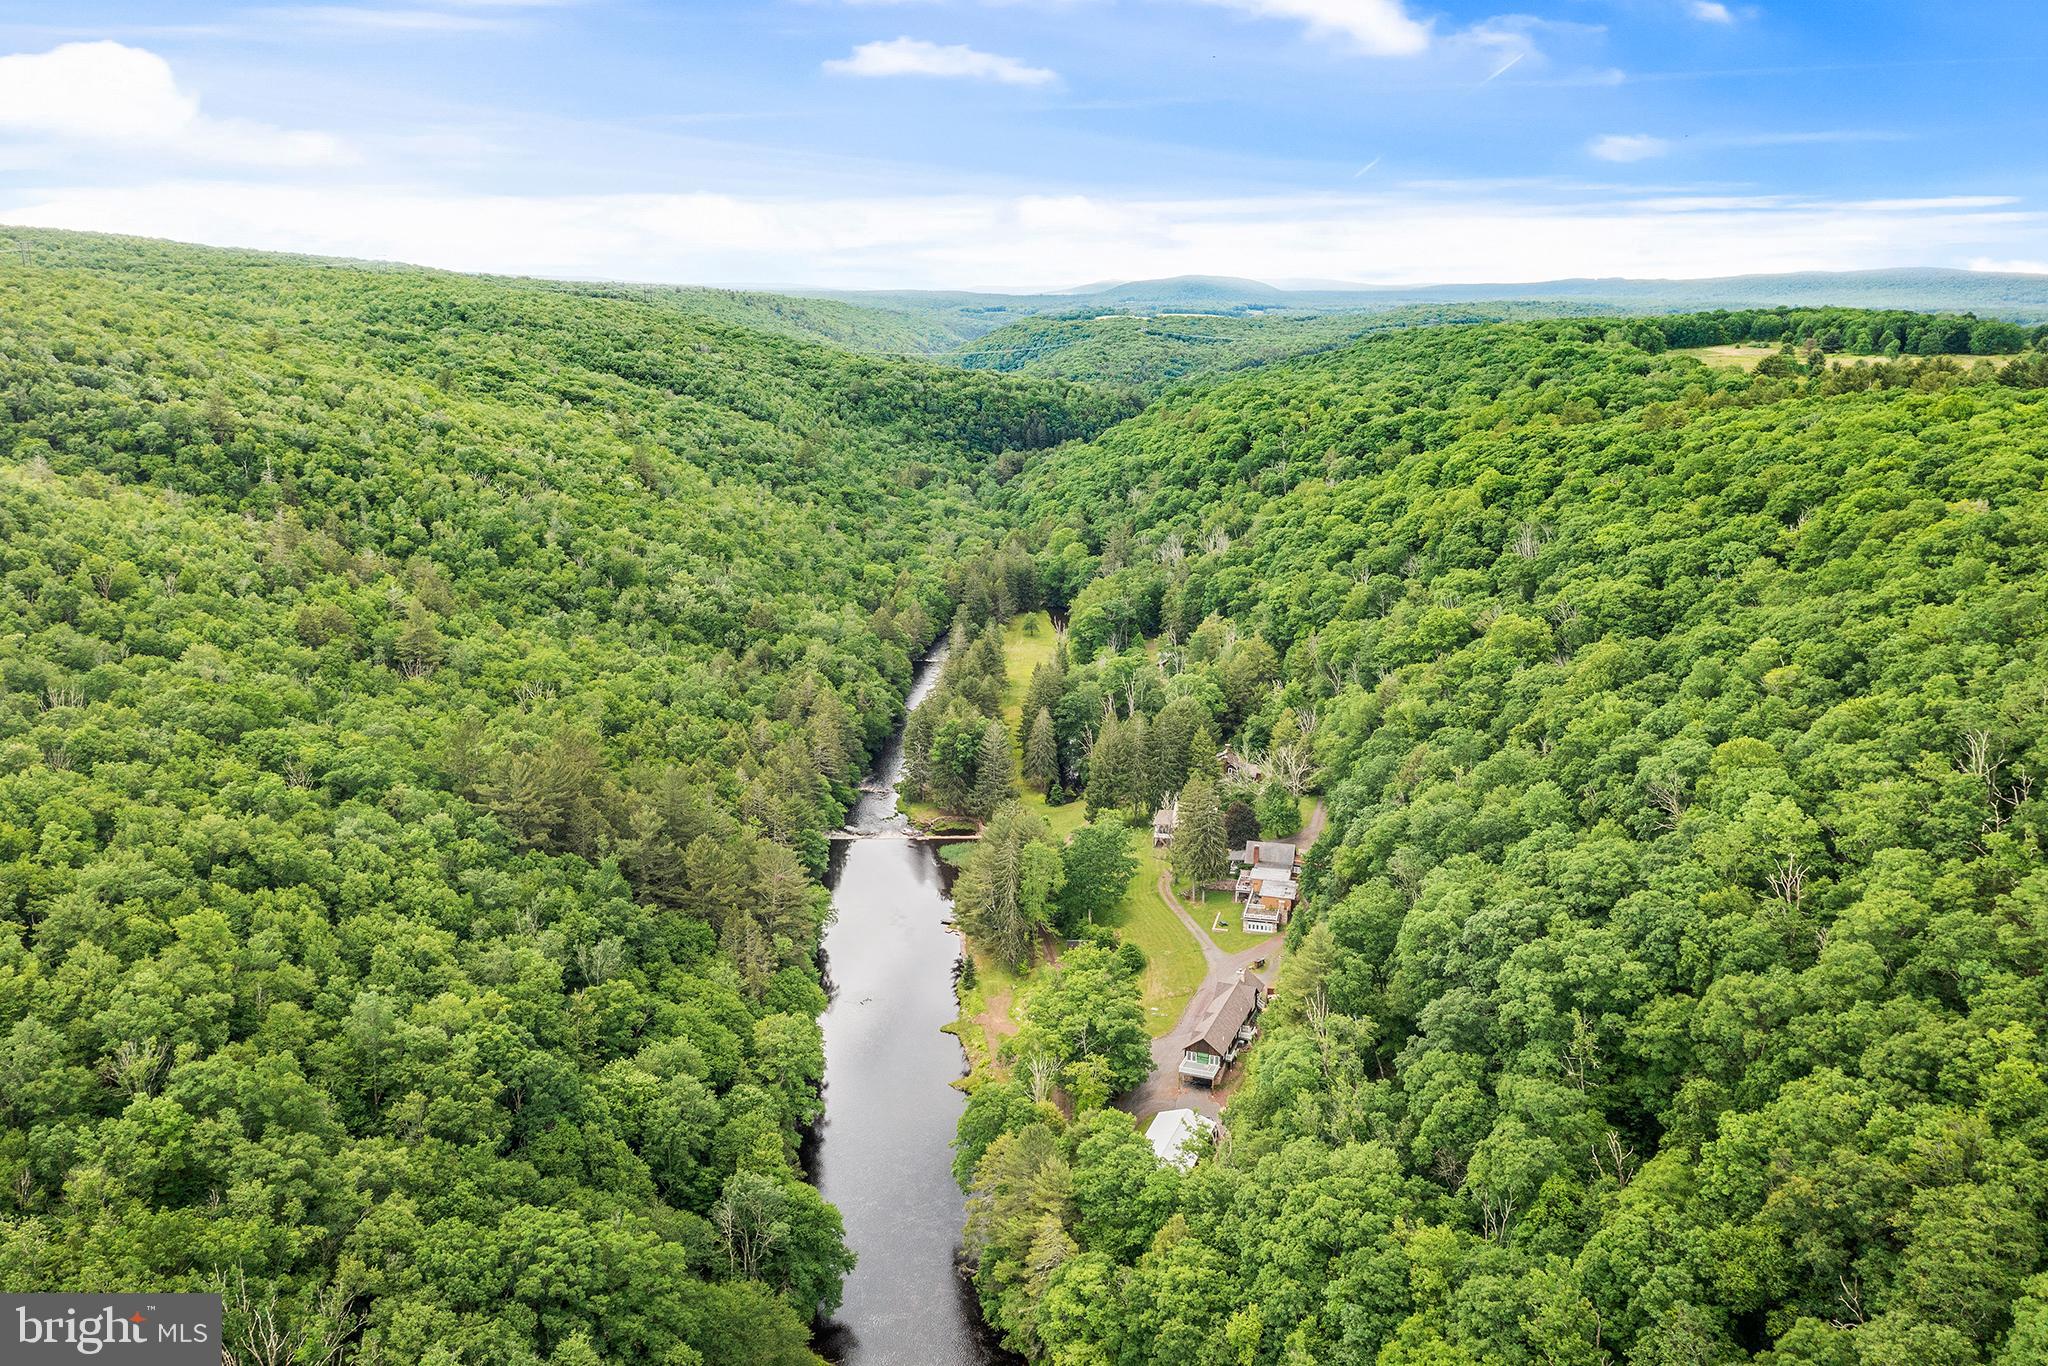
[813,646,1019,1366]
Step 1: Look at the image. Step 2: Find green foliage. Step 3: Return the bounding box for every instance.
[0,229,1133,1362]
[949,304,1545,392]
[961,312,2048,1363]
[17,226,2048,1363]
[1055,823,1139,935]
[1006,945,1153,1101]
[1254,780,1299,838]
[952,803,1066,970]
[1168,776,1228,892]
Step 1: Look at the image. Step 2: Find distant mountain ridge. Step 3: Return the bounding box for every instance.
[802,266,2048,345]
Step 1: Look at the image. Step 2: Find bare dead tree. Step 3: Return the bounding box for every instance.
[712,1178,784,1281]
[104,1037,168,1098]
[1590,1130,1637,1188]
[220,1269,363,1366]
[1562,1009,1602,1093]
[1266,744,1314,797]
[1831,1274,1868,1329]
[1644,775,1688,829]
[1958,729,2031,831]
[1766,852,1808,910]
[1478,1189,1516,1243]
[1026,1054,1060,1106]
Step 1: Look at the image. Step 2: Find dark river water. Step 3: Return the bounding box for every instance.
[811,650,1015,1365]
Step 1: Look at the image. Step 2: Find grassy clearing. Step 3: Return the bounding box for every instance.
[947,946,1027,1077]
[1677,343,2021,373]
[1108,843,1210,1035]
[1193,885,1279,956]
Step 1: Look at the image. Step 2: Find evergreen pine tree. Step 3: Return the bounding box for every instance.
[1023,707,1060,791]
[1127,712,1154,811]
[1085,713,1130,818]
[970,718,1015,820]
[1170,775,1228,896]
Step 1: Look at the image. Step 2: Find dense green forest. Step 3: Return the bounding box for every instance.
[0,229,1128,1363]
[9,225,2048,1366]
[955,318,2048,1364]
[558,282,981,357]
[947,306,1558,392]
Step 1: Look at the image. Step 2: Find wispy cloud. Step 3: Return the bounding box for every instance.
[1689,2,1735,23]
[1189,0,1432,57]
[825,37,1057,85]
[1590,128,1911,162]
[256,6,523,33]
[1589,133,1670,162]
[0,41,354,166]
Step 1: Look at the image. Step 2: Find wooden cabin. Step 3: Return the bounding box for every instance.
[1176,976,1264,1085]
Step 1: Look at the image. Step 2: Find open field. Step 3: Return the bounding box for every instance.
[1100,845,1209,1036]
[1677,343,2022,372]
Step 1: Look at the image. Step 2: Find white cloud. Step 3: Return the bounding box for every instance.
[4,179,2037,290]
[1968,257,2048,276]
[0,42,353,166]
[1589,133,1670,162]
[1689,2,1735,22]
[825,38,1057,85]
[258,7,520,32]
[259,0,578,31]
[1193,0,1433,56]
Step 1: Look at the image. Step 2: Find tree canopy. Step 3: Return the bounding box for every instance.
[0,229,1127,1363]
[955,312,2048,1364]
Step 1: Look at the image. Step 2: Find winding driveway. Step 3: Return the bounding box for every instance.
[1117,800,1329,1122]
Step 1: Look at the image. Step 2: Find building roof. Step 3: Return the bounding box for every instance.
[1252,877,1299,902]
[1144,1108,1215,1170]
[1181,977,1262,1058]
[1232,840,1300,869]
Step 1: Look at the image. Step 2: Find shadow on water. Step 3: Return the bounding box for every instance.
[807,649,1021,1366]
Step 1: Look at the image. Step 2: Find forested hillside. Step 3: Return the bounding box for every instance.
[947,305,1546,392]
[0,230,1128,1363]
[958,318,2048,1363]
[558,281,977,356]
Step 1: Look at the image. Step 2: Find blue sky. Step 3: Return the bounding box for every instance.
[0,0,2044,288]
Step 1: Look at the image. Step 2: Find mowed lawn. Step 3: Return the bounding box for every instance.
[1102,843,1207,1037]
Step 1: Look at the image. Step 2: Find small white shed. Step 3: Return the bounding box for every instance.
[1144,1107,1216,1171]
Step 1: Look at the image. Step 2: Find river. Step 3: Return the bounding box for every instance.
[811,648,1016,1365]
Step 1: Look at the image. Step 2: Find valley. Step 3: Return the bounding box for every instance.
[4,227,2048,1365]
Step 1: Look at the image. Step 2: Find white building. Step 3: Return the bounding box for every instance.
[1144,1107,1216,1170]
